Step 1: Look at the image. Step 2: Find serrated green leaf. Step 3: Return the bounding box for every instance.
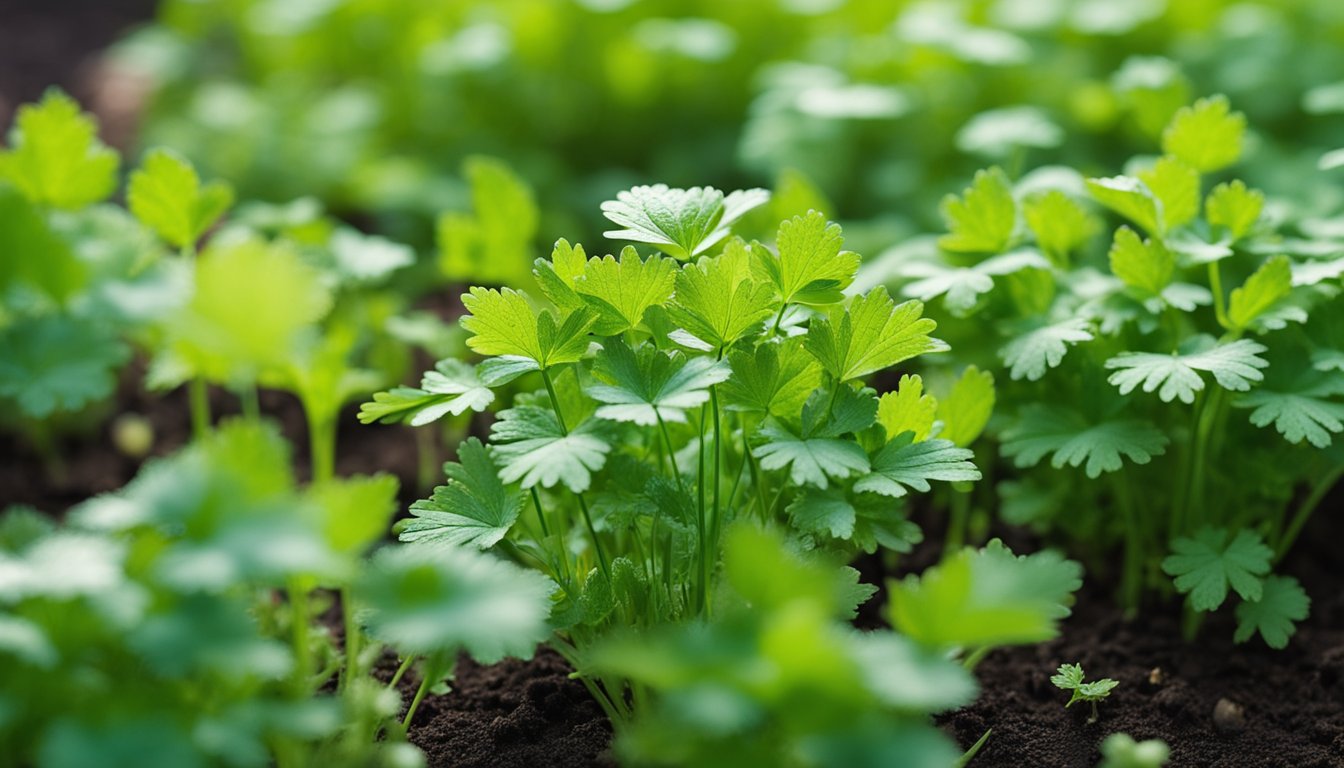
[720,339,823,417]
[752,418,870,489]
[0,315,129,418]
[0,90,119,209]
[438,155,538,286]
[1108,226,1174,296]
[900,249,1050,315]
[587,339,730,425]
[1225,255,1292,333]
[1236,371,1344,448]
[876,374,936,443]
[1023,190,1097,266]
[1162,95,1245,173]
[533,238,589,312]
[1234,575,1310,649]
[1137,156,1199,232]
[601,184,768,259]
[1162,527,1271,612]
[751,211,861,307]
[801,383,878,438]
[574,246,676,335]
[489,407,611,493]
[401,438,522,550]
[357,359,495,426]
[937,366,995,447]
[0,185,88,301]
[460,287,594,368]
[1001,405,1168,478]
[999,318,1094,382]
[667,239,776,349]
[1206,180,1263,240]
[1086,175,1160,236]
[854,434,979,498]
[787,488,857,540]
[1050,663,1118,705]
[307,473,398,555]
[805,287,946,382]
[128,148,234,249]
[938,167,1016,254]
[1104,336,1269,404]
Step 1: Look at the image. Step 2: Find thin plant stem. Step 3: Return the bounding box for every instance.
[341,587,359,692]
[189,379,211,439]
[387,654,416,690]
[1275,463,1344,562]
[1112,471,1142,616]
[944,489,971,555]
[540,368,610,580]
[655,413,688,495]
[695,404,708,615]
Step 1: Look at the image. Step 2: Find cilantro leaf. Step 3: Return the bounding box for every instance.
[876,374,937,443]
[489,407,611,493]
[574,246,676,335]
[533,238,589,312]
[1023,190,1098,265]
[1225,255,1292,333]
[1050,663,1118,706]
[667,239,776,349]
[438,155,539,286]
[1086,175,1160,236]
[1162,95,1245,173]
[307,473,399,555]
[460,287,594,369]
[1236,371,1344,448]
[0,315,129,418]
[937,366,995,447]
[1206,180,1263,240]
[601,184,768,259]
[358,359,495,426]
[999,318,1094,381]
[400,438,522,550]
[0,90,119,209]
[1234,575,1310,649]
[752,418,871,489]
[128,148,234,249]
[854,434,980,498]
[1162,527,1271,611]
[1137,156,1199,232]
[720,339,823,417]
[751,210,861,306]
[1001,405,1168,478]
[1104,337,1269,404]
[889,539,1081,648]
[787,488,858,540]
[1109,226,1173,296]
[805,287,946,382]
[900,249,1050,315]
[938,167,1017,254]
[587,340,730,426]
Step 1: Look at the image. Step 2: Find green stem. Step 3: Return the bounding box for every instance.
[530,487,552,539]
[308,412,337,484]
[387,654,416,690]
[1112,471,1142,616]
[240,385,261,421]
[770,302,789,336]
[655,413,688,495]
[540,368,569,433]
[707,387,723,614]
[1180,601,1204,643]
[695,404,708,615]
[945,489,970,555]
[1208,261,1229,330]
[288,580,312,694]
[1275,463,1344,562]
[538,368,609,580]
[189,379,211,439]
[1186,387,1225,531]
[341,587,359,691]
[401,674,434,731]
[962,646,991,670]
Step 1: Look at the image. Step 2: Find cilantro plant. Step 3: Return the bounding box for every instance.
[1050,663,1119,724]
[869,95,1339,647]
[366,183,992,721]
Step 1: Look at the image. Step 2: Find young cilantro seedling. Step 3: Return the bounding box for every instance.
[1051,663,1119,724]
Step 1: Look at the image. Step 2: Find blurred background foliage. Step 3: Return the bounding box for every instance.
[112,0,1344,259]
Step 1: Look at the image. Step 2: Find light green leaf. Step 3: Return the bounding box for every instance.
[357,544,553,662]
[0,90,119,209]
[533,238,589,312]
[1162,527,1271,612]
[1099,733,1171,768]
[752,418,870,489]
[900,249,1050,315]
[128,148,234,249]
[329,228,414,283]
[854,434,980,498]
[1206,180,1263,240]
[1050,663,1118,706]
[1002,405,1168,478]
[1023,190,1098,265]
[574,246,676,335]
[1086,175,1160,236]
[601,184,768,259]
[489,407,611,493]
[937,366,995,447]
[805,287,947,382]
[720,339,823,417]
[751,210,861,306]
[1234,575,1310,649]
[999,318,1094,382]
[438,156,538,286]
[1236,372,1344,448]
[938,167,1017,254]
[357,359,496,426]
[1137,156,1199,232]
[1104,337,1269,404]
[877,374,937,443]
[460,287,594,368]
[587,340,730,425]
[0,315,129,418]
[667,239,776,348]
[1225,255,1292,333]
[1161,95,1245,173]
[400,438,522,550]
[1108,226,1174,296]
[307,473,399,555]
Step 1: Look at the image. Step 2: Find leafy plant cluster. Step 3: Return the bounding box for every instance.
[870,94,1340,647]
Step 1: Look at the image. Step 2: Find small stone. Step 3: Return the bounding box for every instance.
[1147,667,1165,686]
[1213,697,1246,733]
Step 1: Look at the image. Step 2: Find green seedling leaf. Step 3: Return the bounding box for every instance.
[1109,226,1173,297]
[1234,575,1310,649]
[667,238,776,349]
[1002,405,1168,478]
[1162,527,1272,612]
[999,318,1094,382]
[439,155,539,286]
[1023,190,1097,265]
[602,184,768,259]
[937,366,995,447]
[0,89,118,209]
[575,246,676,335]
[401,438,522,550]
[489,407,611,493]
[752,210,860,306]
[460,286,594,369]
[1162,95,1245,173]
[1104,337,1269,404]
[805,287,946,382]
[1225,255,1292,333]
[0,315,129,418]
[720,339,823,417]
[357,544,553,662]
[1205,180,1263,240]
[854,434,980,498]
[876,374,937,443]
[128,148,234,249]
[588,340,730,426]
[1050,663,1119,706]
[938,167,1016,254]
